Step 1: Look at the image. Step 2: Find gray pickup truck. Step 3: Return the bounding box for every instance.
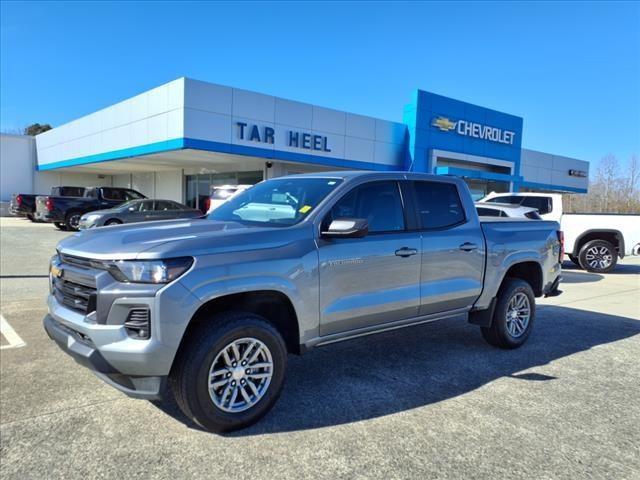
[44,172,562,432]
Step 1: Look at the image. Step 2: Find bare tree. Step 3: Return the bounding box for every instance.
[564,154,640,214]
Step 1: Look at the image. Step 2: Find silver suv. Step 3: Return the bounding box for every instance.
[44,172,562,432]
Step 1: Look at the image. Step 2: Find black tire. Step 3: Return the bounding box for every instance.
[53,222,68,231]
[170,311,287,433]
[104,219,122,226]
[481,278,536,349]
[65,211,82,231]
[578,239,617,273]
[567,254,581,267]
[26,214,35,222]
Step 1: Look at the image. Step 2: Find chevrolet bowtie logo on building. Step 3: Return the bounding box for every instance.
[431,116,516,145]
[432,117,457,132]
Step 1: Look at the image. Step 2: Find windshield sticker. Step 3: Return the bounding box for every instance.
[299,205,312,214]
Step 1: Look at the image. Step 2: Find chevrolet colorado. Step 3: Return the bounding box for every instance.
[44,172,562,432]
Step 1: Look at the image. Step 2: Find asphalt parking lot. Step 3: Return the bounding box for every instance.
[1,217,639,479]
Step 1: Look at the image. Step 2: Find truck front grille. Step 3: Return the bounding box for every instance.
[53,277,97,314]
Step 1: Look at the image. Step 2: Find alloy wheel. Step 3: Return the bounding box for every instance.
[208,337,274,413]
[506,292,530,338]
[585,246,613,270]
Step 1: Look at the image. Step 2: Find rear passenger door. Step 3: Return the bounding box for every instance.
[410,181,485,315]
[318,180,421,336]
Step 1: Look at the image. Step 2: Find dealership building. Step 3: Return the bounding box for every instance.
[0,77,589,209]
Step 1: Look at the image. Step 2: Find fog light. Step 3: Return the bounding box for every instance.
[124,308,151,339]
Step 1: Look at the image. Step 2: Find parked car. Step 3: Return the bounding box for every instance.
[480,192,640,273]
[9,186,86,221]
[204,184,253,214]
[35,186,145,231]
[44,172,562,432]
[79,199,202,229]
[475,202,542,219]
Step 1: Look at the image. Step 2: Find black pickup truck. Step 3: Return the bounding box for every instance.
[35,186,145,230]
[10,186,87,221]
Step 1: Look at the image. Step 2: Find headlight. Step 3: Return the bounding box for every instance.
[83,214,101,223]
[108,257,193,284]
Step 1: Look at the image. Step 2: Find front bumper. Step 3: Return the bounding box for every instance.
[43,313,167,399]
[44,270,201,399]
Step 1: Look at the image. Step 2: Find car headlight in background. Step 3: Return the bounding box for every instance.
[82,214,101,225]
[107,257,193,284]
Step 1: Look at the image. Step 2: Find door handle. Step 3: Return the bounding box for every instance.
[459,242,478,252]
[395,247,418,257]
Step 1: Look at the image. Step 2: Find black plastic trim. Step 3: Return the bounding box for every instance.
[43,314,119,374]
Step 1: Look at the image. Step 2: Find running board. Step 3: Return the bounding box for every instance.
[306,307,470,350]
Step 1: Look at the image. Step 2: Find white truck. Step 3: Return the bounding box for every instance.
[480,192,640,273]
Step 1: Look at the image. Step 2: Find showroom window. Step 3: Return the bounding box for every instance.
[185,171,263,211]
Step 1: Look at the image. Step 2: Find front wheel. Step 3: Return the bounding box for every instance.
[104,219,122,226]
[481,278,536,349]
[170,312,287,433]
[578,239,617,273]
[53,222,67,231]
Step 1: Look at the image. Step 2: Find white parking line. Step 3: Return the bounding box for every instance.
[0,314,26,350]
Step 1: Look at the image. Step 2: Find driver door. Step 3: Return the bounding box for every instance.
[318,180,421,336]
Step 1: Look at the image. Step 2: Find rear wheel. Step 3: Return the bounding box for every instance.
[65,211,82,231]
[578,239,617,273]
[26,214,35,222]
[170,311,287,433]
[568,254,581,267]
[481,278,535,349]
[53,222,67,231]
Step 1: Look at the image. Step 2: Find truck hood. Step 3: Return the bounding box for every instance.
[58,218,307,260]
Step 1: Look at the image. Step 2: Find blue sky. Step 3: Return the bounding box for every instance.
[1,1,638,168]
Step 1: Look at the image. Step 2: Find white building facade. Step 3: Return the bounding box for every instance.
[1,77,589,210]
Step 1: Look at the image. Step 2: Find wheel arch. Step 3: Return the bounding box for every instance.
[499,261,543,297]
[573,229,624,258]
[178,289,301,358]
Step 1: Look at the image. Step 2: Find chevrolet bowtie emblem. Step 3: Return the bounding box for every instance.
[432,117,457,132]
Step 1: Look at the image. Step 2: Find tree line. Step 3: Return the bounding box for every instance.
[564,155,640,214]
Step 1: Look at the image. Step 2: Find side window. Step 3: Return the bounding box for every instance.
[101,188,126,202]
[154,200,174,211]
[476,207,501,217]
[414,181,465,229]
[521,196,552,215]
[139,200,153,212]
[328,181,405,233]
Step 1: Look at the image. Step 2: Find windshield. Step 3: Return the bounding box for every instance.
[115,200,142,211]
[208,177,342,226]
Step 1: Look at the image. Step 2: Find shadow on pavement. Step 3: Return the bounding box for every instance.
[152,305,639,435]
[562,261,640,275]
[560,270,603,284]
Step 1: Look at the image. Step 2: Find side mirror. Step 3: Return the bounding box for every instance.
[321,218,368,239]
[128,207,136,212]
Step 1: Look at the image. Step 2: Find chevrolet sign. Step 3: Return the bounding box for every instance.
[431,116,516,145]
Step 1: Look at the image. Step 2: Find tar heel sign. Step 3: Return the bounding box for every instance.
[236,122,331,152]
